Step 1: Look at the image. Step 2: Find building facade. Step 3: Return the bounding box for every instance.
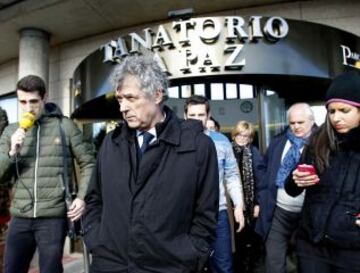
[0,0,359,135]
[0,0,359,259]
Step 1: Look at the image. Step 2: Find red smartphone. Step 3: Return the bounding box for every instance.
[297,164,316,175]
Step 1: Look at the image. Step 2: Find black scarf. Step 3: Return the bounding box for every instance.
[232,142,255,225]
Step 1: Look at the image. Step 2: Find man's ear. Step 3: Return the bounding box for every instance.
[154,89,163,105]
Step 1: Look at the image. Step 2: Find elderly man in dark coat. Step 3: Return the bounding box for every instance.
[255,103,317,273]
[84,54,219,273]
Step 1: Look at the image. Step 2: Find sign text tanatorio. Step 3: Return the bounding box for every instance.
[101,16,289,78]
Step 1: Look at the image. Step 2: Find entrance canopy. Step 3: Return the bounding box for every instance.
[71,16,360,119]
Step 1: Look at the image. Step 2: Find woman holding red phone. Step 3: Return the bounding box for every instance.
[285,71,360,273]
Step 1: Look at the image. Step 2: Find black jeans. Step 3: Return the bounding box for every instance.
[4,217,67,273]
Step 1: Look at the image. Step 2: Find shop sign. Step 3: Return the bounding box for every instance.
[341,45,360,69]
[100,16,288,78]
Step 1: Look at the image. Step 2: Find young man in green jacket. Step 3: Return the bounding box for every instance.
[0,75,95,273]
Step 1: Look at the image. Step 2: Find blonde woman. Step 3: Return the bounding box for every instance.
[232,121,265,273]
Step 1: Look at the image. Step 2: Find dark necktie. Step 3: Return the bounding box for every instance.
[140,131,154,155]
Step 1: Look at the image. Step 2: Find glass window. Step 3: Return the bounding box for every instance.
[168,86,179,98]
[259,89,286,148]
[211,83,224,100]
[226,83,237,99]
[194,84,205,96]
[240,84,254,99]
[181,85,191,98]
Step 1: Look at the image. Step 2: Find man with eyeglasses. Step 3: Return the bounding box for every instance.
[255,103,317,273]
[0,75,95,273]
[184,95,244,273]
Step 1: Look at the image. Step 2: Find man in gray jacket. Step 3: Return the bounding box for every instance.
[0,75,95,273]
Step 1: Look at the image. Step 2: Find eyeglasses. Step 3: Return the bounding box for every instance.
[235,133,251,139]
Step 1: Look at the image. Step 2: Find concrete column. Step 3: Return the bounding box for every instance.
[18,28,50,85]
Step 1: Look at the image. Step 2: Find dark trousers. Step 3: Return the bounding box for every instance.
[90,268,127,273]
[209,210,233,273]
[265,206,301,273]
[4,217,67,273]
[297,238,360,273]
[234,223,265,273]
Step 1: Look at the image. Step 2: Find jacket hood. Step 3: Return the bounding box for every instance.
[40,102,63,119]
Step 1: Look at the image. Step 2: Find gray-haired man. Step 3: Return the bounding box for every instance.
[84,54,219,273]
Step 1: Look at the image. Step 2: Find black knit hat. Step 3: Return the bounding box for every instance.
[325,71,360,107]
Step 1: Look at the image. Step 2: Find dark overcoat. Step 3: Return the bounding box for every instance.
[255,130,288,240]
[84,108,219,273]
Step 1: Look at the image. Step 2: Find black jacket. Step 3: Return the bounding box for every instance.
[84,107,219,273]
[285,126,360,249]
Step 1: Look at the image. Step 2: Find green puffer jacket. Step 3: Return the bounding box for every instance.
[0,103,95,218]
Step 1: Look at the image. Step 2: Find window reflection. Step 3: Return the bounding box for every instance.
[240,84,254,99]
[168,86,179,98]
[261,89,286,147]
[181,85,191,98]
[211,83,224,100]
[225,83,237,99]
[194,84,205,96]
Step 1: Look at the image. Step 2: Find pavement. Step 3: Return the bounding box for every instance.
[28,253,86,273]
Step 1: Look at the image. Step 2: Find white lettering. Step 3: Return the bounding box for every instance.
[172,19,196,46]
[224,45,245,70]
[249,16,263,41]
[263,17,289,41]
[101,40,117,62]
[341,45,351,65]
[129,28,153,53]
[199,18,221,44]
[152,25,175,49]
[114,38,129,59]
[225,17,248,43]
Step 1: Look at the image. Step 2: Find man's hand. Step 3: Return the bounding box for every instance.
[9,128,26,156]
[67,198,85,222]
[234,205,245,232]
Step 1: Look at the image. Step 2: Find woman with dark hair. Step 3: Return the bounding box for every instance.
[231,120,265,273]
[286,71,360,273]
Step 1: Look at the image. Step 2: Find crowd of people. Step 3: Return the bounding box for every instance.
[0,54,359,273]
